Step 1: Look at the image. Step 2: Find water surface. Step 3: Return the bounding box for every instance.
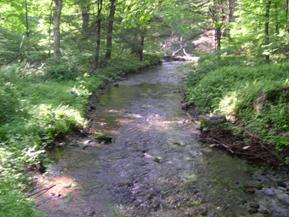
[36,62,289,217]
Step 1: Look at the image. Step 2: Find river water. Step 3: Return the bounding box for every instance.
[36,62,289,217]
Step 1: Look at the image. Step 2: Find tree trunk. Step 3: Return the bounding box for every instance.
[215,27,222,54]
[81,2,90,36]
[225,0,234,40]
[286,0,289,32]
[274,2,279,34]
[24,0,29,37]
[264,0,271,63]
[210,0,224,56]
[104,0,116,62]
[48,0,53,56]
[53,0,63,58]
[95,0,103,69]
[139,34,145,61]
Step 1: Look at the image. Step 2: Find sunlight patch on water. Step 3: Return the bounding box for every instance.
[34,175,78,201]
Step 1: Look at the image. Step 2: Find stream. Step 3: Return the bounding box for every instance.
[35,62,289,217]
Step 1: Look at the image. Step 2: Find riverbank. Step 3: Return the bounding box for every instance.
[184,55,289,166]
[0,55,161,217]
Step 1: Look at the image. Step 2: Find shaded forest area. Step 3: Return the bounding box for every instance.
[1,0,289,216]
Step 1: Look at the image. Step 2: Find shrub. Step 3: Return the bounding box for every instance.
[0,186,39,217]
[186,57,289,149]
[46,58,79,80]
[0,80,20,124]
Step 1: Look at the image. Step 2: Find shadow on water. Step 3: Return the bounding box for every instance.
[35,62,289,217]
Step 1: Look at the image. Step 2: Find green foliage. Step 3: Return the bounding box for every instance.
[224,0,289,59]
[186,56,289,150]
[0,186,40,217]
[46,58,79,80]
[185,55,261,88]
[0,29,22,64]
[0,147,40,217]
[0,54,160,216]
[107,54,161,75]
[0,79,21,124]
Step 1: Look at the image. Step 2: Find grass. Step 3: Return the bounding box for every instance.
[0,54,160,216]
[185,55,289,154]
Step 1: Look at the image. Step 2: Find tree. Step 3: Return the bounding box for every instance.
[79,0,90,37]
[24,0,29,37]
[273,1,279,34]
[139,33,145,61]
[53,0,63,58]
[104,0,117,62]
[121,0,158,61]
[225,0,234,40]
[94,0,103,69]
[209,0,226,54]
[264,0,272,63]
[285,0,289,32]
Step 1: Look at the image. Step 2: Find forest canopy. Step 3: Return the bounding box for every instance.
[1,0,289,65]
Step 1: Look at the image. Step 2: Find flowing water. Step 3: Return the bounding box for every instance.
[35,62,289,217]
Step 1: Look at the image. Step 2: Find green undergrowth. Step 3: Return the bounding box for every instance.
[0,54,160,217]
[185,55,289,159]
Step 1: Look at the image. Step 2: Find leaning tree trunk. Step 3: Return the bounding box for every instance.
[53,0,63,58]
[264,0,271,63]
[104,0,116,62]
[94,0,103,69]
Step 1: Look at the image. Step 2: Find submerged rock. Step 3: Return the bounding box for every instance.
[276,193,289,205]
[95,132,113,144]
[249,203,260,210]
[144,153,162,163]
[262,188,275,196]
[89,105,96,111]
[83,208,96,217]
[172,141,186,147]
[258,205,270,215]
[181,102,194,110]
[248,207,258,214]
[244,184,257,194]
[243,182,263,194]
[277,181,287,188]
[195,206,208,216]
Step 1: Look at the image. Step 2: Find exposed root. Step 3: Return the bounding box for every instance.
[200,126,282,166]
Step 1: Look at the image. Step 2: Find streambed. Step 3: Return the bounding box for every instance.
[35,62,289,217]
